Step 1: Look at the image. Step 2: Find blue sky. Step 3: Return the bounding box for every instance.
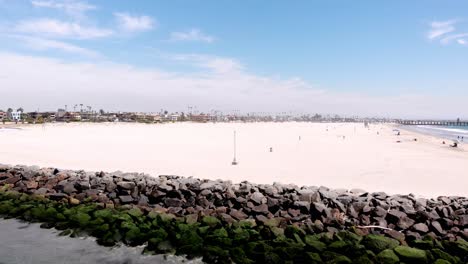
[0,0,467,118]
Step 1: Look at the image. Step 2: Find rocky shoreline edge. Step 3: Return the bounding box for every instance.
[1,164,467,263]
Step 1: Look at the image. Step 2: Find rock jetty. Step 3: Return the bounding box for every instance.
[1,164,467,242]
[1,164,468,263]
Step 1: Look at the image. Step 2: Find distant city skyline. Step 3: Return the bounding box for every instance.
[1,0,468,119]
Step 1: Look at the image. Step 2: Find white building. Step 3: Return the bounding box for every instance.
[11,111,22,121]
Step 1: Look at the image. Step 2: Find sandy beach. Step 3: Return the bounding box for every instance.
[1,122,467,198]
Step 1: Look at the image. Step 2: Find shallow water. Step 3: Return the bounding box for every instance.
[0,218,201,264]
[405,125,468,142]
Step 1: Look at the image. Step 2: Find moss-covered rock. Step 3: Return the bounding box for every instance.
[431,248,460,263]
[442,240,468,258]
[433,259,451,264]
[202,216,221,227]
[376,249,400,264]
[361,234,400,253]
[394,246,428,264]
[410,239,434,250]
[336,230,362,244]
[305,252,322,263]
[305,235,327,252]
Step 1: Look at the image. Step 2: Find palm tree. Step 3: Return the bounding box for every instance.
[80,104,83,112]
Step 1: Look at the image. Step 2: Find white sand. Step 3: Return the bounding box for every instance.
[1,122,467,198]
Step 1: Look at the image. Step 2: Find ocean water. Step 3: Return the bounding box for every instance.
[0,219,201,264]
[403,125,468,142]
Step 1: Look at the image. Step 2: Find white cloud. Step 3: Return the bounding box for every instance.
[169,28,215,43]
[427,19,468,47]
[165,53,243,73]
[15,18,113,39]
[427,20,456,40]
[31,0,95,19]
[14,35,98,57]
[441,33,468,44]
[0,52,466,119]
[114,13,155,32]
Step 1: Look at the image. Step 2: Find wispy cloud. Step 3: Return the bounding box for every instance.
[441,33,468,44]
[161,53,243,73]
[427,20,456,40]
[427,19,468,47]
[114,13,155,33]
[169,28,215,43]
[31,0,95,19]
[15,18,113,39]
[14,35,99,57]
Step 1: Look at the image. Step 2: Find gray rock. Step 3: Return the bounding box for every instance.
[220,213,234,224]
[397,216,415,230]
[165,198,183,207]
[48,193,68,200]
[200,189,212,196]
[63,183,77,194]
[119,195,134,204]
[138,194,149,206]
[298,189,321,203]
[430,221,445,235]
[230,209,248,220]
[412,223,429,233]
[386,210,407,224]
[117,181,136,190]
[267,197,279,208]
[250,191,267,204]
[458,215,468,227]
[294,201,311,212]
[252,204,269,214]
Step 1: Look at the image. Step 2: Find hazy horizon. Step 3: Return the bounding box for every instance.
[1,1,468,119]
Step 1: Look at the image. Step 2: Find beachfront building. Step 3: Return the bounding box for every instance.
[10,111,22,122]
[0,111,6,122]
[170,113,180,122]
[190,113,211,123]
[146,114,162,123]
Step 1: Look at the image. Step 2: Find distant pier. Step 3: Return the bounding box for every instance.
[396,120,468,126]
